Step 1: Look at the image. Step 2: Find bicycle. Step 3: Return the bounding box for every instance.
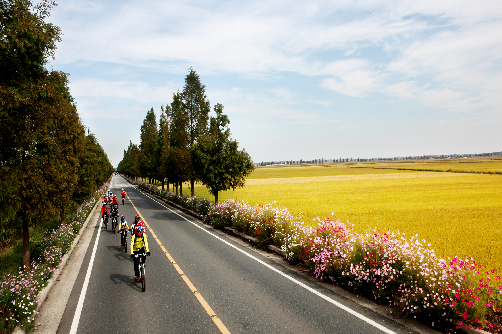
[134,248,148,292]
[111,215,118,234]
[119,229,127,253]
[122,196,125,205]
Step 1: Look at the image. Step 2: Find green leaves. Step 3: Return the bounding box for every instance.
[191,105,254,203]
[0,1,112,266]
[139,108,158,181]
[118,67,254,203]
[0,0,61,86]
[181,67,210,146]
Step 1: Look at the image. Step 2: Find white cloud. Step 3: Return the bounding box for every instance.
[69,79,174,104]
[307,99,331,107]
[47,0,502,161]
[270,88,294,101]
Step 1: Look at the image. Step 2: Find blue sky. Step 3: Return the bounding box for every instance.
[47,0,502,167]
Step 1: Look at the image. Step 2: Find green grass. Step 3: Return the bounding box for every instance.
[186,159,502,273]
[0,227,46,278]
[0,209,74,278]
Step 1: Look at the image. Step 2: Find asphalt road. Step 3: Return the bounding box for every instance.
[53,175,417,334]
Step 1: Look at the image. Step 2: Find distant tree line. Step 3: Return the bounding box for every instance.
[258,151,502,167]
[118,68,254,203]
[0,0,113,268]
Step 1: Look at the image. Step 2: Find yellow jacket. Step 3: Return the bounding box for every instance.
[131,233,150,254]
[119,221,129,230]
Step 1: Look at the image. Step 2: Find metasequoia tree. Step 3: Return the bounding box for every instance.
[0,0,63,268]
[44,71,86,225]
[191,104,254,203]
[74,133,113,202]
[181,68,210,196]
[169,91,190,195]
[139,108,158,183]
[0,0,112,267]
[117,141,141,180]
[156,107,170,190]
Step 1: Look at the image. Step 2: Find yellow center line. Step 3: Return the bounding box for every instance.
[126,192,231,334]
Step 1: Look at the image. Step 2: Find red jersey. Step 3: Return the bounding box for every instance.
[130,220,145,233]
[101,206,109,216]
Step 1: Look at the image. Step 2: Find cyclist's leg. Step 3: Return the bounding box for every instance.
[133,255,139,277]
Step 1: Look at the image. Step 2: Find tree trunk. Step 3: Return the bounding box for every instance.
[175,182,178,196]
[60,205,65,225]
[191,178,195,197]
[180,182,183,196]
[214,191,218,204]
[161,181,164,191]
[23,215,30,269]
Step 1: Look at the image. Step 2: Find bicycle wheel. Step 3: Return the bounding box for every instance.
[141,265,146,292]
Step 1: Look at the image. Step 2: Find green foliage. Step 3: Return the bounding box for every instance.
[73,133,114,203]
[181,67,210,147]
[191,104,254,203]
[117,141,140,179]
[0,0,112,266]
[119,67,253,202]
[0,0,61,86]
[181,68,210,196]
[156,107,170,184]
[167,91,191,191]
[139,108,158,181]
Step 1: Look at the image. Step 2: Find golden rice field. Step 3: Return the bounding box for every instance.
[183,158,502,273]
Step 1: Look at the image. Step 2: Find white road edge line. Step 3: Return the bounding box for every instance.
[136,188,397,334]
[69,217,103,334]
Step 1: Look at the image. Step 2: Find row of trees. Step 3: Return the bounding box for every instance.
[118,68,254,203]
[0,0,113,268]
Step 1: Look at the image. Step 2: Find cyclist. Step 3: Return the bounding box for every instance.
[102,195,109,205]
[129,215,144,236]
[120,189,126,203]
[110,202,119,230]
[130,225,150,282]
[112,195,119,211]
[101,202,109,227]
[119,215,129,250]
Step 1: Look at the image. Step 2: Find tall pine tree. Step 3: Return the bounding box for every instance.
[181,68,210,196]
[139,108,158,183]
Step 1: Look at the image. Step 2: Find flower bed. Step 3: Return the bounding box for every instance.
[0,181,109,333]
[126,177,502,332]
